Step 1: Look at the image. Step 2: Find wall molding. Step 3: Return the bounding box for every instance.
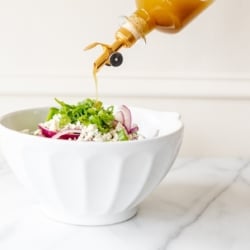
[0,73,250,99]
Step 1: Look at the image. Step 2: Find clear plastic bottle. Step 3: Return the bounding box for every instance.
[85,0,214,75]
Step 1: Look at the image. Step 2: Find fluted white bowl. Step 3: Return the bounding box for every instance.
[0,106,183,225]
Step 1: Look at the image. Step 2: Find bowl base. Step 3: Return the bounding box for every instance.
[39,206,138,226]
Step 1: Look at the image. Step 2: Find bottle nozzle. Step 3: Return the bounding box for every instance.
[108,52,123,67]
[84,40,124,73]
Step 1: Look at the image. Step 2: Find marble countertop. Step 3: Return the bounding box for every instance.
[1,154,250,250]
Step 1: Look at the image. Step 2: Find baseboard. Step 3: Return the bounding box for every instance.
[0,73,249,99]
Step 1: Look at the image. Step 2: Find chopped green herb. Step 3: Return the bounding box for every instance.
[117,129,129,141]
[47,98,115,133]
[46,107,59,121]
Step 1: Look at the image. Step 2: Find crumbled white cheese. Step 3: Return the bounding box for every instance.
[43,114,62,131]
[36,115,141,142]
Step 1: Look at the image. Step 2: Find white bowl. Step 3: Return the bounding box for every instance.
[0,106,183,225]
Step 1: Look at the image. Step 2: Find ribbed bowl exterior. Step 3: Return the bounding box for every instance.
[0,107,183,225]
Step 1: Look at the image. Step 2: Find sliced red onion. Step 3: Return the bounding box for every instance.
[119,105,131,132]
[114,110,125,124]
[38,124,81,140]
[129,124,139,133]
[51,129,81,140]
[38,125,57,138]
[115,105,139,134]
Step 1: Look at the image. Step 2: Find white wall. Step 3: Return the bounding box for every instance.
[0,0,250,157]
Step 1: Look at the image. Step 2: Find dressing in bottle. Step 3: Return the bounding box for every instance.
[85,0,214,82]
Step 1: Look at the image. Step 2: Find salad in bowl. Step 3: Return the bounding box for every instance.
[33,98,143,142]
